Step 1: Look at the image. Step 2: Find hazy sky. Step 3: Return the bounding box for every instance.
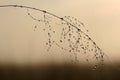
[0,0,120,64]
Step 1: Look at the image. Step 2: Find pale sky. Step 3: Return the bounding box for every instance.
[0,0,120,65]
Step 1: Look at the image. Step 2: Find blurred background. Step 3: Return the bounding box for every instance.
[0,0,120,80]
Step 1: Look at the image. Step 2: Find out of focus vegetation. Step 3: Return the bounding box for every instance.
[0,63,120,80]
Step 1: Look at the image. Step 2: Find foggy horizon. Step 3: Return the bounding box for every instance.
[0,0,120,69]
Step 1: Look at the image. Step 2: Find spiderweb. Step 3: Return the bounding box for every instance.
[0,5,105,70]
[26,9,104,70]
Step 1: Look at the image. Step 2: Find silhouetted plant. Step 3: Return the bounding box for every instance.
[0,5,105,70]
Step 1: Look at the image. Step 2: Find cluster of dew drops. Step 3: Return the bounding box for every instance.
[26,9,105,70]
